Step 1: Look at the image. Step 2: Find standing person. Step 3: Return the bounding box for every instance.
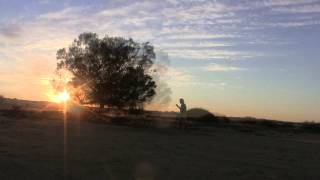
[176,98,187,128]
[176,98,187,114]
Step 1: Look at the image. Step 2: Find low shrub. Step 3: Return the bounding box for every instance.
[187,108,218,124]
[300,121,320,132]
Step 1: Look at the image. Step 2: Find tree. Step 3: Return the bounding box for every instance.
[56,32,156,109]
[0,95,4,104]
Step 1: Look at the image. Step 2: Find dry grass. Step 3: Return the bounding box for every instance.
[0,110,320,179]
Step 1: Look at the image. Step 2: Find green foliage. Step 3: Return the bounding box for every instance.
[57,32,156,109]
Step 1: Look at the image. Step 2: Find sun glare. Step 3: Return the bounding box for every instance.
[57,90,70,103]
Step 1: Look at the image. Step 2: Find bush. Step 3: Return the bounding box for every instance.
[240,117,259,125]
[300,121,320,132]
[128,108,144,116]
[187,108,218,124]
[0,95,4,104]
[218,116,231,123]
[259,119,279,128]
[12,105,22,112]
[2,105,24,118]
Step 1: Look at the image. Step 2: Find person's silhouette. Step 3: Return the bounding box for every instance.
[176,98,187,114]
[176,98,187,128]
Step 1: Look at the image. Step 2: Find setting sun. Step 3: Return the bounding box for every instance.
[56,90,70,103]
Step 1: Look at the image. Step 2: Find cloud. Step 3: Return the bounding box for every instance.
[38,7,84,20]
[162,32,238,40]
[0,23,21,39]
[266,20,320,27]
[166,67,194,82]
[263,0,319,7]
[25,2,252,61]
[271,3,320,13]
[203,64,246,72]
[156,41,231,49]
[12,0,312,62]
[166,49,256,60]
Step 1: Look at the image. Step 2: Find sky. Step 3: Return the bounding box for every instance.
[0,0,320,122]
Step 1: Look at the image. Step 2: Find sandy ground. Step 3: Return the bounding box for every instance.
[0,114,320,180]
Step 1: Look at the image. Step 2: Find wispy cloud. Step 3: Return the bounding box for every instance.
[156,41,231,49]
[0,23,21,39]
[5,0,316,63]
[0,0,317,66]
[265,20,320,27]
[162,32,238,40]
[263,0,319,7]
[166,67,194,82]
[38,7,82,20]
[271,3,320,13]
[167,49,256,60]
[203,64,246,72]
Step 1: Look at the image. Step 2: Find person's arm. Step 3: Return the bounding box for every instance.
[176,104,180,109]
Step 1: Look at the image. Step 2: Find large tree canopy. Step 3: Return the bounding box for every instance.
[56,32,156,109]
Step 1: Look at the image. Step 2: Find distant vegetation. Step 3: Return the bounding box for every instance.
[56,32,157,110]
[0,95,4,104]
[0,98,320,134]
